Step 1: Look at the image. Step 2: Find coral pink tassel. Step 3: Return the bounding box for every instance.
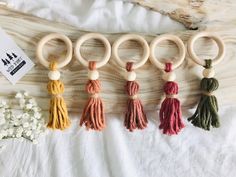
[124,62,148,131]
[80,61,105,131]
[159,63,185,135]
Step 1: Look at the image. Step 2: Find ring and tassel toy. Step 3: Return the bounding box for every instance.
[36,33,72,130]
[74,33,111,131]
[150,34,186,135]
[112,34,149,131]
[187,32,225,130]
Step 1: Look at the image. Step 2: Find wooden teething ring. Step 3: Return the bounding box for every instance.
[187,31,225,66]
[112,34,150,70]
[150,34,186,70]
[74,33,111,68]
[36,33,73,68]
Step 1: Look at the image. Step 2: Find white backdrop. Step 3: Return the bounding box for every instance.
[1,0,184,34]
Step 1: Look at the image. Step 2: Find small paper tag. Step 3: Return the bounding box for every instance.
[0,27,34,84]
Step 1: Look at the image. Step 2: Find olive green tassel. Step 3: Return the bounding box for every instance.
[188,60,220,130]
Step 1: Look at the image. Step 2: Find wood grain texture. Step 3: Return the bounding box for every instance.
[0,6,235,114]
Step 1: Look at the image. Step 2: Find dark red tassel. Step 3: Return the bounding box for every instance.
[124,62,148,132]
[159,63,185,135]
[80,61,105,131]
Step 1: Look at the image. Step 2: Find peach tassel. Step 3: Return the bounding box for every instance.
[80,61,105,131]
[124,62,148,131]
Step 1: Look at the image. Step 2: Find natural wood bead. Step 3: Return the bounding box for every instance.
[203,68,215,78]
[162,72,176,81]
[88,70,99,80]
[48,70,60,80]
[125,71,136,81]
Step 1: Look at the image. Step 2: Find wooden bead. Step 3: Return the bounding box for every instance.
[203,68,215,78]
[88,70,99,80]
[48,70,60,80]
[162,72,176,81]
[125,71,136,81]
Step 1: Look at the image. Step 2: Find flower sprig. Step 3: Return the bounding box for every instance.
[0,92,46,144]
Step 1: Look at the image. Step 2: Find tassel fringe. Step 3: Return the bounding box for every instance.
[159,81,185,135]
[159,63,185,135]
[188,59,220,130]
[124,62,148,131]
[188,77,219,130]
[47,77,71,130]
[80,61,106,131]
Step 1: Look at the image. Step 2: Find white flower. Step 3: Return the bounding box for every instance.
[23,92,29,97]
[11,115,16,120]
[1,130,7,137]
[7,128,14,135]
[0,134,3,140]
[16,115,22,119]
[5,112,11,119]
[26,104,33,109]
[32,107,41,112]
[32,140,38,144]
[0,101,7,107]
[34,112,41,119]
[0,117,6,125]
[36,124,42,129]
[15,92,23,99]
[29,99,36,105]
[23,122,29,128]
[13,120,20,126]
[0,92,46,144]
[16,133,22,138]
[30,134,34,139]
[0,111,4,117]
[26,131,32,136]
[19,99,25,108]
[3,125,8,129]
[31,123,37,130]
[22,113,29,119]
[17,127,23,133]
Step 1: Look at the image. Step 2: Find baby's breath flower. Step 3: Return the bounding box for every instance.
[0,91,46,144]
[26,104,33,109]
[15,92,23,99]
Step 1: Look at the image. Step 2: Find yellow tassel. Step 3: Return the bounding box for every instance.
[47,62,71,130]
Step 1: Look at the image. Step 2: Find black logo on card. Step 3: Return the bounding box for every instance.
[1,52,17,66]
[1,52,25,76]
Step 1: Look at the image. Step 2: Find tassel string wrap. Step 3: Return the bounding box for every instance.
[159,62,185,135]
[124,62,148,132]
[47,61,71,130]
[188,59,220,130]
[80,61,106,131]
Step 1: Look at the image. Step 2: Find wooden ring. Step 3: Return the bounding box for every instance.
[112,34,150,70]
[36,33,72,69]
[74,33,111,68]
[187,31,225,66]
[150,34,186,70]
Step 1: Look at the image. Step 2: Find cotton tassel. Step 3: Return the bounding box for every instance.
[188,59,220,130]
[159,63,185,135]
[124,62,148,132]
[47,61,71,130]
[80,61,105,131]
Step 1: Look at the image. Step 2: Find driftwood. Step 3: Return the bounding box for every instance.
[0,6,235,114]
[132,0,236,30]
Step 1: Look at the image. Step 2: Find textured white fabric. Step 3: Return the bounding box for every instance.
[0,106,236,177]
[1,1,236,177]
[1,0,185,34]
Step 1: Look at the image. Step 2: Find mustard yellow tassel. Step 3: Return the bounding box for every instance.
[47,62,71,130]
